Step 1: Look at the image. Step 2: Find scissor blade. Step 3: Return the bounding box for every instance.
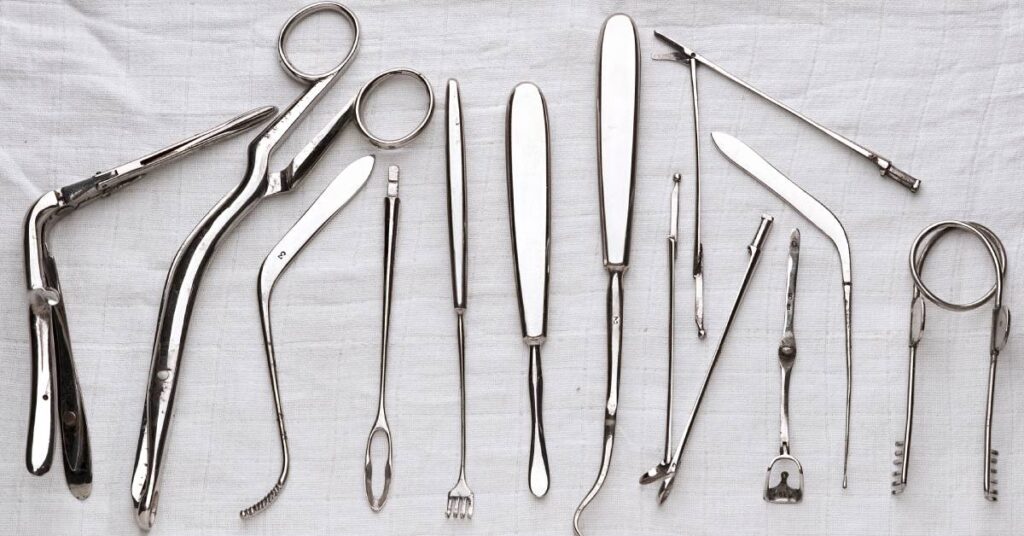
[506,83,550,340]
[259,155,375,290]
[711,132,851,284]
[598,14,640,269]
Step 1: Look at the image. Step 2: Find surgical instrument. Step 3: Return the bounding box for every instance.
[654,31,921,193]
[574,13,639,535]
[712,131,854,489]
[131,3,434,528]
[444,79,475,520]
[240,155,375,518]
[640,215,774,503]
[23,106,275,500]
[764,229,804,504]
[641,173,682,489]
[652,42,704,338]
[506,82,552,498]
[893,221,1009,500]
[365,164,402,512]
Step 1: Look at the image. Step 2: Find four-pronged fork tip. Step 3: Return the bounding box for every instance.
[446,479,474,519]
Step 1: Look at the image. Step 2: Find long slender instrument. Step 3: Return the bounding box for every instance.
[652,43,704,338]
[654,31,920,192]
[364,164,402,512]
[764,229,804,504]
[712,131,853,489]
[506,82,552,498]
[574,13,639,535]
[444,79,475,519]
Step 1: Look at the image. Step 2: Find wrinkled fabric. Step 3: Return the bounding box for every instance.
[0,1,1022,535]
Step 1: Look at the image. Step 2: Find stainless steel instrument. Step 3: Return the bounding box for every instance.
[893,221,1009,500]
[764,229,804,504]
[574,13,639,535]
[640,215,774,503]
[444,79,475,519]
[654,31,921,193]
[240,155,375,518]
[365,164,402,512]
[652,44,705,338]
[712,131,854,489]
[643,173,682,486]
[506,81,552,499]
[131,3,433,528]
[23,106,274,500]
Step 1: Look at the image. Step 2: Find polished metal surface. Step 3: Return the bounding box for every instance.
[23,106,274,501]
[712,131,854,489]
[640,215,773,503]
[642,173,682,483]
[506,82,551,498]
[444,79,475,520]
[365,164,401,512]
[652,43,704,338]
[574,14,639,535]
[654,31,920,193]
[764,229,804,504]
[240,155,374,518]
[131,3,433,529]
[894,221,1009,500]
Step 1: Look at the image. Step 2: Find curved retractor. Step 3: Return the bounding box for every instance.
[241,155,375,518]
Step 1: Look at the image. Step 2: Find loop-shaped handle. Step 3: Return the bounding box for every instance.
[909,221,1007,312]
[278,2,359,83]
[364,421,393,512]
[355,68,435,149]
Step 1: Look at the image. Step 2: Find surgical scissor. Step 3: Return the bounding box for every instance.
[130,3,433,529]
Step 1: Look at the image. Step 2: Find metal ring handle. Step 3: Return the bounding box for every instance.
[909,220,1007,312]
[278,2,359,83]
[354,68,435,149]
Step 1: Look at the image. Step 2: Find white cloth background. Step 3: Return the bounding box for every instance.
[1,1,1022,534]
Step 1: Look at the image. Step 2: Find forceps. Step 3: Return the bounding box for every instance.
[893,221,1010,500]
[654,31,921,193]
[23,107,274,500]
[642,173,682,484]
[240,155,375,518]
[131,3,433,528]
